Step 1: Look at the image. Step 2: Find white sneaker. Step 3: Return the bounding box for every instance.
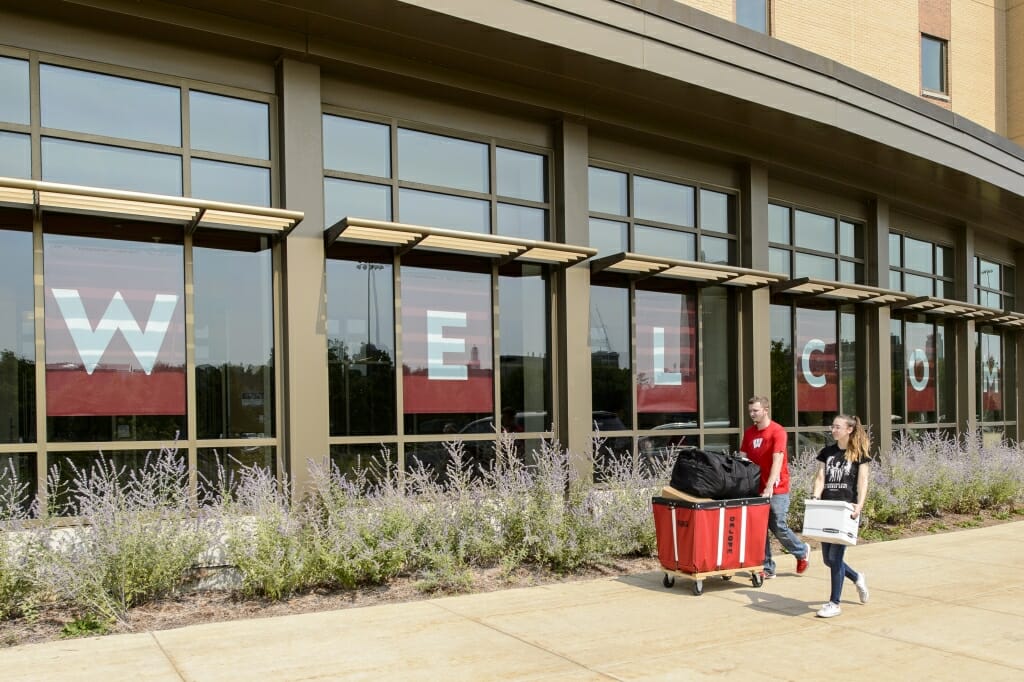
[855,573,869,604]
[816,602,842,618]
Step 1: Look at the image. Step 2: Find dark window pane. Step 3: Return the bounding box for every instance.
[905,320,936,424]
[399,188,489,233]
[497,203,545,240]
[634,225,694,260]
[702,286,735,427]
[768,204,790,244]
[330,443,397,485]
[635,286,697,427]
[935,245,951,276]
[0,453,35,515]
[0,56,29,124]
[496,148,545,202]
[40,64,180,146]
[840,309,857,416]
[323,115,391,177]
[324,178,392,226]
[398,129,488,193]
[699,189,731,234]
[701,236,732,265]
[44,224,186,442]
[890,319,904,424]
[327,257,396,437]
[42,137,182,195]
[0,132,30,178]
[736,0,768,33]
[191,159,270,206]
[194,233,274,439]
[796,307,838,427]
[190,91,269,159]
[0,219,35,443]
[47,449,186,516]
[978,331,1003,421]
[922,36,946,93]
[591,284,632,428]
[1004,267,1015,295]
[588,167,627,216]
[197,446,275,499]
[795,252,836,280]
[401,266,491,435]
[499,264,550,431]
[589,218,628,257]
[769,304,793,427]
[794,209,835,252]
[634,176,693,227]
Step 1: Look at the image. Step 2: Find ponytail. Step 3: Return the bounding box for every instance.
[837,414,870,463]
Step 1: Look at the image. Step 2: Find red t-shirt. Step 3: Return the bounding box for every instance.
[740,420,790,494]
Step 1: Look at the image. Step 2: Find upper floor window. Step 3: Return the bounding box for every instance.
[736,0,769,34]
[768,204,862,282]
[921,35,948,95]
[889,233,954,298]
[587,166,736,264]
[973,257,1015,310]
[322,114,549,240]
[9,60,273,204]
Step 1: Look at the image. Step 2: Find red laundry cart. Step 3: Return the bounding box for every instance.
[652,495,770,595]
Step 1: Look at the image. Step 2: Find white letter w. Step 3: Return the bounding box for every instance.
[51,288,179,375]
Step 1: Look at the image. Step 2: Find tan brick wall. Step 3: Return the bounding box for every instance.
[919,0,951,38]
[680,0,733,21]
[773,0,920,95]
[951,0,1003,133]
[1010,0,1024,145]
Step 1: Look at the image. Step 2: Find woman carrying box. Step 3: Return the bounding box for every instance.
[811,414,872,618]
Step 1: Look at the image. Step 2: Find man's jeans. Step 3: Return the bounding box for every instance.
[764,493,808,574]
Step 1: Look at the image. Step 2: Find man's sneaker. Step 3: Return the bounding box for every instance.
[816,602,842,618]
[855,573,869,603]
[796,545,811,575]
[762,569,776,579]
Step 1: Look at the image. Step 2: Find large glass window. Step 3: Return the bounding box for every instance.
[891,317,954,431]
[326,252,396,437]
[193,232,275,439]
[771,303,859,455]
[322,114,549,239]
[977,328,1013,426]
[588,166,736,264]
[499,264,551,431]
[42,138,183,195]
[0,212,35,444]
[889,233,953,298]
[769,204,862,282]
[43,217,186,442]
[0,132,31,178]
[0,56,30,125]
[973,257,1014,309]
[635,286,696,429]
[189,91,270,160]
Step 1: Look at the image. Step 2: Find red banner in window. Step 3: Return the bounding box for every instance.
[796,309,838,412]
[44,234,186,416]
[401,267,493,414]
[636,290,696,413]
[905,323,936,413]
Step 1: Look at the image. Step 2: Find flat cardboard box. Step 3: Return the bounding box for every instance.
[802,499,859,546]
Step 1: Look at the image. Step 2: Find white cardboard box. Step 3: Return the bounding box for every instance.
[802,499,859,546]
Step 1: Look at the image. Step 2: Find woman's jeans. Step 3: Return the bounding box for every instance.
[764,493,808,574]
[821,542,859,604]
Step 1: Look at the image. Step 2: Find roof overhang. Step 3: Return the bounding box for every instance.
[590,252,782,288]
[771,277,909,305]
[0,176,303,235]
[892,295,1018,325]
[325,217,597,266]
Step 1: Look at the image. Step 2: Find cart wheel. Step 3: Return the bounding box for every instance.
[663,574,675,588]
[752,572,764,588]
[721,575,733,581]
[692,580,704,596]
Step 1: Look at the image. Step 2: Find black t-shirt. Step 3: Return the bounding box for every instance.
[816,443,873,504]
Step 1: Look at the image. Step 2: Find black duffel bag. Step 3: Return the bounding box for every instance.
[669,448,761,500]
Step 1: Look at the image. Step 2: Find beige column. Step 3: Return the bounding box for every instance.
[553,118,593,476]
[864,198,892,457]
[277,58,329,499]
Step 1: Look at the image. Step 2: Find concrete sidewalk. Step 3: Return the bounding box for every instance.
[4,521,1024,681]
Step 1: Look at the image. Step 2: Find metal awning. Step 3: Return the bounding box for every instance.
[0,176,303,235]
[891,295,1012,323]
[771,277,910,305]
[589,252,783,288]
[324,217,597,266]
